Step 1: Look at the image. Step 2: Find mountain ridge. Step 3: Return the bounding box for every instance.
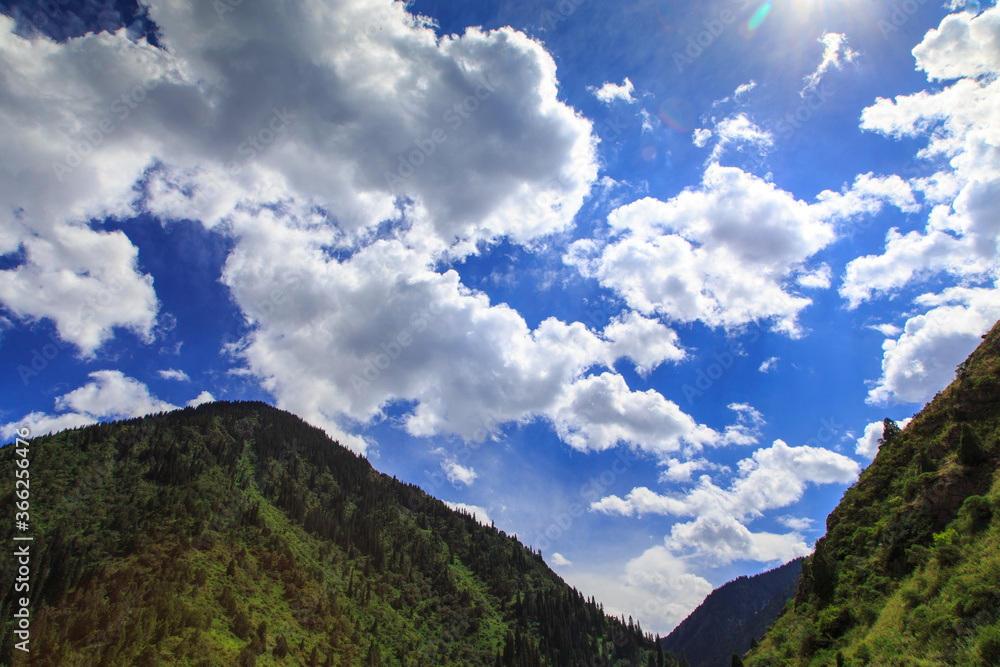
[0,400,667,666]
[661,558,803,667]
[745,319,1000,666]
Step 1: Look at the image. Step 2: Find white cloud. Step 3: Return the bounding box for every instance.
[912,7,1000,81]
[758,356,779,373]
[570,546,713,636]
[720,402,765,447]
[1,370,178,439]
[443,501,492,526]
[854,417,913,458]
[848,8,1000,305]
[709,114,774,161]
[692,128,712,147]
[603,310,686,375]
[567,164,836,336]
[159,368,190,382]
[591,439,859,520]
[778,516,814,532]
[658,458,716,484]
[868,322,902,337]
[568,167,914,339]
[590,77,636,104]
[550,552,573,567]
[797,264,832,290]
[666,513,809,565]
[802,32,859,93]
[866,285,1000,405]
[442,458,479,487]
[217,208,719,456]
[0,0,600,357]
[187,390,215,407]
[549,372,719,457]
[733,80,757,99]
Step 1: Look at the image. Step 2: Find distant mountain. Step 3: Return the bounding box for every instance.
[747,319,1000,666]
[661,558,803,667]
[0,401,665,666]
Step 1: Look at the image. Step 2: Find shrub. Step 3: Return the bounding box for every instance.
[978,625,1000,665]
[959,424,986,466]
[958,495,992,533]
[818,605,854,639]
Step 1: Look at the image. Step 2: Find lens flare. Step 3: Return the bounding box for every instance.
[658,98,695,133]
[747,2,773,31]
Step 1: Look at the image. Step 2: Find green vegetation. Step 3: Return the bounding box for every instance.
[0,402,668,666]
[745,321,1000,666]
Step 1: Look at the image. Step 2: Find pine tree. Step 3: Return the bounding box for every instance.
[732,653,745,667]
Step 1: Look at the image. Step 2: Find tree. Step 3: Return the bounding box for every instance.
[273,635,289,659]
[732,654,745,667]
[879,418,902,450]
[680,650,691,667]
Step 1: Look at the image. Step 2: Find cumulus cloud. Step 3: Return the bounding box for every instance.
[187,390,215,407]
[571,546,713,635]
[549,372,720,457]
[855,417,913,458]
[847,8,1000,305]
[665,513,809,565]
[217,207,719,456]
[0,370,178,439]
[590,78,636,104]
[443,501,492,526]
[159,368,190,381]
[0,0,599,358]
[441,458,479,487]
[568,163,913,336]
[866,286,1000,405]
[550,552,573,567]
[591,439,859,520]
[709,114,774,161]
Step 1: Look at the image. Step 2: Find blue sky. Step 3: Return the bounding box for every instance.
[2,0,999,635]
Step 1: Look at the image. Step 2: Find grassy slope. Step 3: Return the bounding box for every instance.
[746,321,1000,667]
[0,403,660,666]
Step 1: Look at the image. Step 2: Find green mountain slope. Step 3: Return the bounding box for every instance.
[746,321,1000,667]
[0,402,666,666]
[661,558,803,667]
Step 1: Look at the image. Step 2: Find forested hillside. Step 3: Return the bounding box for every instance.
[746,320,1000,666]
[0,402,668,666]
[661,558,802,667]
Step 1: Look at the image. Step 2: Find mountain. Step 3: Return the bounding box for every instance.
[746,320,1000,666]
[660,558,803,667]
[0,401,668,666]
